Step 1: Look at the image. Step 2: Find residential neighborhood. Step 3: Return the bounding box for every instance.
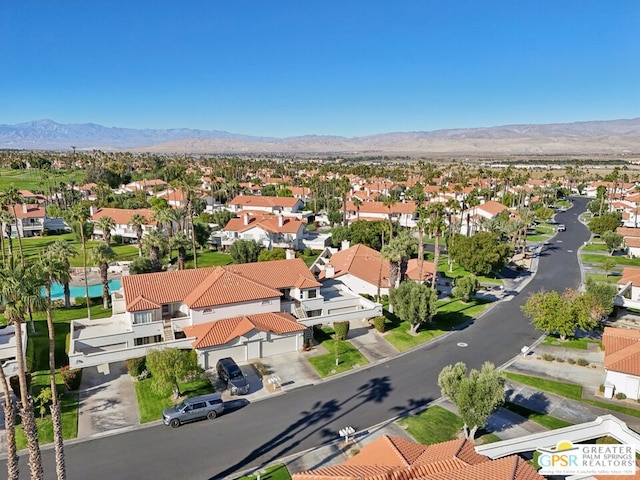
[1,152,640,479]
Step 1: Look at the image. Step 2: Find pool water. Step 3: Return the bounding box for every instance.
[44,279,122,299]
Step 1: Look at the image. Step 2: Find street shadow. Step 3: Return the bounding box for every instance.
[210,376,393,479]
[505,388,550,414]
[222,398,250,414]
[389,396,432,416]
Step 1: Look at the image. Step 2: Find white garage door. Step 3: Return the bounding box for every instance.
[203,345,246,369]
[262,336,298,357]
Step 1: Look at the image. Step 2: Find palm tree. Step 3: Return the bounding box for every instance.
[414,208,428,284]
[352,197,362,221]
[38,253,69,479]
[0,209,14,268]
[175,173,201,268]
[0,359,18,478]
[48,240,78,309]
[0,264,45,479]
[65,204,92,319]
[2,188,25,265]
[381,231,416,311]
[128,214,147,257]
[382,196,397,242]
[142,229,168,272]
[171,232,191,270]
[90,244,116,309]
[95,215,115,245]
[427,203,447,290]
[152,207,178,259]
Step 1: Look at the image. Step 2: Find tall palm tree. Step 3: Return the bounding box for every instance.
[175,174,201,268]
[142,230,168,272]
[65,204,92,319]
[90,244,116,309]
[48,240,78,309]
[0,357,18,479]
[414,208,428,285]
[95,215,115,245]
[38,253,69,479]
[381,231,416,311]
[0,209,14,268]
[152,207,177,260]
[171,232,191,270]
[352,197,362,222]
[128,214,147,257]
[0,264,45,479]
[427,203,447,290]
[382,196,397,242]
[2,188,25,265]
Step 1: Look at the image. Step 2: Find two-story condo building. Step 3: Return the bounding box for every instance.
[68,258,381,369]
[89,207,157,243]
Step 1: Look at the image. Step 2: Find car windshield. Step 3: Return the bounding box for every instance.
[174,401,186,411]
[230,369,243,380]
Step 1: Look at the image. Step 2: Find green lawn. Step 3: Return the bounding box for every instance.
[383,299,490,352]
[308,327,369,377]
[236,464,291,480]
[503,402,573,429]
[505,372,640,418]
[542,335,602,350]
[582,243,608,253]
[526,234,551,242]
[186,250,233,268]
[582,253,640,267]
[585,273,620,284]
[135,377,214,423]
[14,371,80,450]
[0,167,85,192]
[438,262,503,285]
[398,405,499,445]
[534,224,555,235]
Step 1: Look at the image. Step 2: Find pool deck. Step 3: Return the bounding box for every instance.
[68,271,122,288]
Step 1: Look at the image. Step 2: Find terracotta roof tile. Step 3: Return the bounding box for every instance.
[7,204,45,219]
[127,295,161,312]
[91,207,156,227]
[230,195,301,208]
[618,267,640,287]
[122,258,318,312]
[224,213,304,234]
[184,312,304,348]
[604,327,640,376]
[322,244,390,288]
[618,227,640,238]
[346,201,416,215]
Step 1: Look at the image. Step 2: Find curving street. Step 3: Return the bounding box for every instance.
[7,198,591,480]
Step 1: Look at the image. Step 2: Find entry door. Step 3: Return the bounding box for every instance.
[626,376,640,399]
[247,341,261,360]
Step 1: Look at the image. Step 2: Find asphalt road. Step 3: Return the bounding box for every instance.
[8,198,591,480]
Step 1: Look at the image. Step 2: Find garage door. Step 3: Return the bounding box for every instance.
[262,335,298,357]
[203,345,246,369]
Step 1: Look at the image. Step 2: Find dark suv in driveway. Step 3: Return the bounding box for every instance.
[216,357,250,395]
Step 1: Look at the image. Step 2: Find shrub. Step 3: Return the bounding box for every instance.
[137,370,150,381]
[9,373,32,399]
[616,392,627,400]
[373,316,386,333]
[60,366,82,391]
[567,358,576,365]
[542,353,555,362]
[126,356,147,377]
[577,358,589,367]
[252,361,270,377]
[556,357,565,363]
[333,321,350,341]
[360,293,373,300]
[113,234,123,244]
[599,384,605,393]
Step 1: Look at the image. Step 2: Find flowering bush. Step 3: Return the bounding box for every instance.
[60,366,82,391]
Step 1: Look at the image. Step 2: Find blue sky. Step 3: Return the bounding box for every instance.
[1,1,638,137]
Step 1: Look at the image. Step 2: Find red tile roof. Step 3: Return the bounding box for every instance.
[322,244,390,288]
[91,207,156,227]
[346,201,416,215]
[8,204,45,219]
[618,267,640,287]
[184,312,304,348]
[475,200,508,217]
[229,195,301,208]
[604,327,640,376]
[224,213,304,234]
[618,227,640,238]
[122,258,319,311]
[292,435,543,480]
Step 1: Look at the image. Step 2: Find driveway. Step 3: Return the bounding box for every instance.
[77,361,139,438]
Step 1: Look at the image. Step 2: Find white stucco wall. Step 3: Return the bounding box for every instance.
[334,273,388,298]
[605,370,640,400]
[189,297,281,325]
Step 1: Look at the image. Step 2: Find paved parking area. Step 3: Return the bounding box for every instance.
[77,361,139,438]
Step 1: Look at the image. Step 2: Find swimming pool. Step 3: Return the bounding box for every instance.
[44,279,122,299]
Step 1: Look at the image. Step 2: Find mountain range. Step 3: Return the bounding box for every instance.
[1,118,639,155]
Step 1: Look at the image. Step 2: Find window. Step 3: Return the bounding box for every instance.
[162,304,170,316]
[192,402,206,410]
[281,288,291,300]
[133,311,155,325]
[307,289,317,299]
[134,335,162,346]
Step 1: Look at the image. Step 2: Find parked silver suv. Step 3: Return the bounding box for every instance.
[162,393,224,428]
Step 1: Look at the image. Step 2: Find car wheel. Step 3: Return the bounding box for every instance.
[170,418,180,428]
[207,411,217,420]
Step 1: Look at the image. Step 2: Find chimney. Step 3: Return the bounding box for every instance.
[244,212,250,226]
[89,205,97,216]
[341,240,350,251]
[22,203,28,214]
[278,215,284,227]
[286,248,296,260]
[325,264,335,278]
